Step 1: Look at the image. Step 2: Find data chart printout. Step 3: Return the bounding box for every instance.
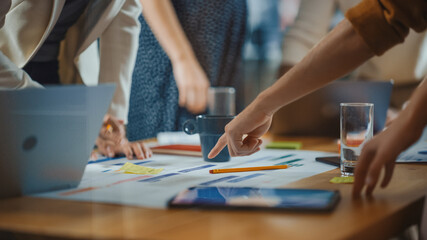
[36,149,337,209]
[397,127,427,163]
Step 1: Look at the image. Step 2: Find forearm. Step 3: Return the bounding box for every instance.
[99,0,141,123]
[257,19,374,115]
[400,77,427,131]
[139,0,195,64]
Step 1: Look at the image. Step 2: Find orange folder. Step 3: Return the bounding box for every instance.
[151,144,202,157]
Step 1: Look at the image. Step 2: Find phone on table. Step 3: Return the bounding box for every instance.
[168,186,340,212]
[315,156,340,167]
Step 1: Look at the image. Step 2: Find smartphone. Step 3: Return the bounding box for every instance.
[315,156,340,167]
[168,186,340,212]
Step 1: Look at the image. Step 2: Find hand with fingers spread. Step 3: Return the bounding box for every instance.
[126,140,153,160]
[173,57,210,114]
[95,114,152,160]
[353,79,427,198]
[352,115,422,198]
[208,100,272,158]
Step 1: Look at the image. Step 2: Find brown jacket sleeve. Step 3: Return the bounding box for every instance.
[346,0,427,55]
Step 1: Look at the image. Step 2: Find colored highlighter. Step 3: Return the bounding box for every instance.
[266,141,302,150]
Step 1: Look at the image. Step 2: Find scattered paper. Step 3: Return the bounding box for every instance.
[120,162,163,175]
[37,149,337,209]
[330,176,354,184]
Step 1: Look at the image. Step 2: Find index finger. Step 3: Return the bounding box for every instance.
[352,147,375,198]
[208,134,227,159]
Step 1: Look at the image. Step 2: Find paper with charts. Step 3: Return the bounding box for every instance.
[36,149,337,209]
[397,127,427,163]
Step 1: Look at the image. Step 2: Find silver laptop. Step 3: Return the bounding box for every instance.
[270,80,393,137]
[0,84,115,198]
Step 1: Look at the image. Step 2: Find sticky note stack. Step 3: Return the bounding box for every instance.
[266,141,302,150]
[329,176,354,184]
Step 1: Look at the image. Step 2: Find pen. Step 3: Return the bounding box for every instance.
[106,124,113,134]
[209,165,288,174]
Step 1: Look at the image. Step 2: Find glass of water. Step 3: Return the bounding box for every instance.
[340,103,374,176]
[207,87,236,116]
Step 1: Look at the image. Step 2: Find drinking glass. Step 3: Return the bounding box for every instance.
[208,87,236,115]
[183,115,234,162]
[340,103,374,176]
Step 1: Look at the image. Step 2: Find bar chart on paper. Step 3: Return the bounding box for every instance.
[36,149,337,208]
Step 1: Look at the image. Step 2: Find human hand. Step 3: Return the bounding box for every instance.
[172,57,210,114]
[208,101,272,158]
[352,113,423,198]
[95,115,152,160]
[123,140,153,160]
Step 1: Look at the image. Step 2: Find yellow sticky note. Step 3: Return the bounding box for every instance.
[119,162,163,175]
[330,176,354,184]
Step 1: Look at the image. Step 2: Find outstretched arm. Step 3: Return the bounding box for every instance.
[139,0,209,114]
[208,19,374,158]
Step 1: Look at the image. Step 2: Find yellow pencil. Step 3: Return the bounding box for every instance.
[209,165,288,174]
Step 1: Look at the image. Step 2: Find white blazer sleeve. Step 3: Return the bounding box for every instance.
[98,0,141,123]
[0,51,42,89]
[0,0,41,89]
[282,0,336,65]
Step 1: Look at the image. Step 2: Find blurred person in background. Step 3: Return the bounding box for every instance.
[242,0,300,109]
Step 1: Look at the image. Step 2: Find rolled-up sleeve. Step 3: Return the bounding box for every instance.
[346,0,427,55]
[98,0,141,123]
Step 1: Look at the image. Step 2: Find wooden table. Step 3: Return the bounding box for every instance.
[1,137,426,240]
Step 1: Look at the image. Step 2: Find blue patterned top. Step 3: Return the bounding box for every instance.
[127,0,246,141]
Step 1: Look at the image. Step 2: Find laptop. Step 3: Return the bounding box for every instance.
[0,84,115,198]
[270,80,393,137]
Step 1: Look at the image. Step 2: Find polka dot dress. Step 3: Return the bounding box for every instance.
[127,0,247,141]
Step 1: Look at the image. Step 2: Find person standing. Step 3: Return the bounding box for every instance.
[127,0,247,141]
[0,0,151,159]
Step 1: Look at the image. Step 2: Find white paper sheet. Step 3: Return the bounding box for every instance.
[36,149,337,209]
[156,131,200,145]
